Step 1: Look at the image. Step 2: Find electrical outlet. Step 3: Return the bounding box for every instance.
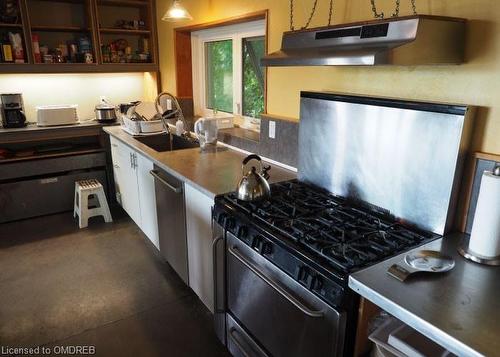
[269,120,276,139]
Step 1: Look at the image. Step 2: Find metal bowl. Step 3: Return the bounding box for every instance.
[404,250,455,273]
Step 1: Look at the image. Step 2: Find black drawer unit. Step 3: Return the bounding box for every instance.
[0,169,108,224]
[0,152,109,224]
[0,152,107,181]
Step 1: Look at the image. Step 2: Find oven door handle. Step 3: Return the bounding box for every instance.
[228,245,324,318]
[212,233,225,314]
[228,328,252,357]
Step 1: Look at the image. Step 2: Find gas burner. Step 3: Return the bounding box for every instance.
[220,179,437,272]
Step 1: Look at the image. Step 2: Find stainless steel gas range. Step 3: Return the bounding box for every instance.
[212,92,474,357]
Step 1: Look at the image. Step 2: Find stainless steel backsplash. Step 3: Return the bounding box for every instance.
[298,92,474,235]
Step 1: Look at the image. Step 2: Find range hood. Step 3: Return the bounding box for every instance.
[261,15,465,66]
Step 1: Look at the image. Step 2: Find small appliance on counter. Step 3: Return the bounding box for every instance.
[0,93,26,128]
[95,99,118,123]
[36,105,79,126]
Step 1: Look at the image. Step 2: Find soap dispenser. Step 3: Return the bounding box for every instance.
[175,118,184,135]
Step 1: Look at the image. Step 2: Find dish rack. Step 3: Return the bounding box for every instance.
[121,92,186,136]
[122,116,165,136]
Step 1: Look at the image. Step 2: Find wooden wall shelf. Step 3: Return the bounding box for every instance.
[31,25,91,32]
[29,0,87,5]
[0,0,159,73]
[99,28,150,35]
[98,0,148,7]
[0,23,23,28]
[0,62,157,73]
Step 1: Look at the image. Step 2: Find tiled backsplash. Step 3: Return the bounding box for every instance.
[176,97,298,167]
[218,114,298,168]
[259,115,298,167]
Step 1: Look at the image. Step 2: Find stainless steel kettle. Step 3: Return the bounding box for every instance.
[237,154,271,201]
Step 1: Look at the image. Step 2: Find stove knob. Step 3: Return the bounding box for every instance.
[262,242,273,255]
[251,235,264,252]
[225,217,236,231]
[217,212,227,225]
[311,276,323,291]
[298,266,312,287]
[237,225,248,239]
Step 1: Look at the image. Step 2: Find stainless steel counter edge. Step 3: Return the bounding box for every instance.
[103,126,296,199]
[349,273,481,357]
[348,233,490,357]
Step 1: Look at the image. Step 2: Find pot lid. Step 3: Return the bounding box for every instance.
[95,103,115,110]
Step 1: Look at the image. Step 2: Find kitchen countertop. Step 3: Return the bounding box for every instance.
[0,121,118,144]
[0,120,115,133]
[349,233,500,357]
[103,126,296,198]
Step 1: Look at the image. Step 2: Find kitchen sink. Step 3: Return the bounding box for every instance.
[135,133,199,152]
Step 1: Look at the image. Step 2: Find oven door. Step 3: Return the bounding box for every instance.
[226,233,346,357]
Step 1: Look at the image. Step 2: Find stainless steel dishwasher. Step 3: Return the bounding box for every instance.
[150,165,189,284]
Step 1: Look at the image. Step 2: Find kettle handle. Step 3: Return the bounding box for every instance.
[242,154,263,175]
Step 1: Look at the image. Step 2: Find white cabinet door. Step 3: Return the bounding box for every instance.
[136,152,159,250]
[185,183,214,312]
[110,136,122,202]
[115,141,142,227]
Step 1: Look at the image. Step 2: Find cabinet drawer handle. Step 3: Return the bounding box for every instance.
[228,245,324,318]
[111,143,118,147]
[150,170,182,194]
[113,164,119,169]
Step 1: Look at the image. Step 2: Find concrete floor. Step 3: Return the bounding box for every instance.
[0,210,229,357]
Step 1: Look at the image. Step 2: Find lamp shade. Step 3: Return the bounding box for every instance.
[162,1,193,22]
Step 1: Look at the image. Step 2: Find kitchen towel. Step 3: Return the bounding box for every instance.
[469,171,500,258]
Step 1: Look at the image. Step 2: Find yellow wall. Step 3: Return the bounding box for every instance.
[156,0,500,154]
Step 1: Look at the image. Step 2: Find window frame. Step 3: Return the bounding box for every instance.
[191,20,266,119]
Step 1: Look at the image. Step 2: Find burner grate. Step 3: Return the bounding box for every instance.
[222,180,436,271]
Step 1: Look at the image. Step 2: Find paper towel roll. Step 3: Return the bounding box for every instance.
[469,171,500,258]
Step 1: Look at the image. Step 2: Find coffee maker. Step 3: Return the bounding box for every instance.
[1,93,27,128]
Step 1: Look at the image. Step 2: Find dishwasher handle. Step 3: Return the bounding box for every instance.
[150,170,182,194]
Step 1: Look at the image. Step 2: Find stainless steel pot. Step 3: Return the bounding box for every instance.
[236,154,271,201]
[95,103,117,122]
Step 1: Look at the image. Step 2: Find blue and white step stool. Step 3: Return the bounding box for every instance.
[73,179,112,228]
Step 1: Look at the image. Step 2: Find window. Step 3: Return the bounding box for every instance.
[242,36,265,117]
[205,39,233,113]
[192,20,266,121]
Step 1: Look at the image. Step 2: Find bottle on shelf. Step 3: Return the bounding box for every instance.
[8,32,25,63]
[1,34,14,63]
[32,34,41,63]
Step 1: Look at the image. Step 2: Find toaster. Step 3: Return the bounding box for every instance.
[36,105,79,126]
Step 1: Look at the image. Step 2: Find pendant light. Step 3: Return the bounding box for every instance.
[162,0,193,22]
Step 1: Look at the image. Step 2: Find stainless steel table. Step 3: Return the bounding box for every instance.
[349,233,500,357]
